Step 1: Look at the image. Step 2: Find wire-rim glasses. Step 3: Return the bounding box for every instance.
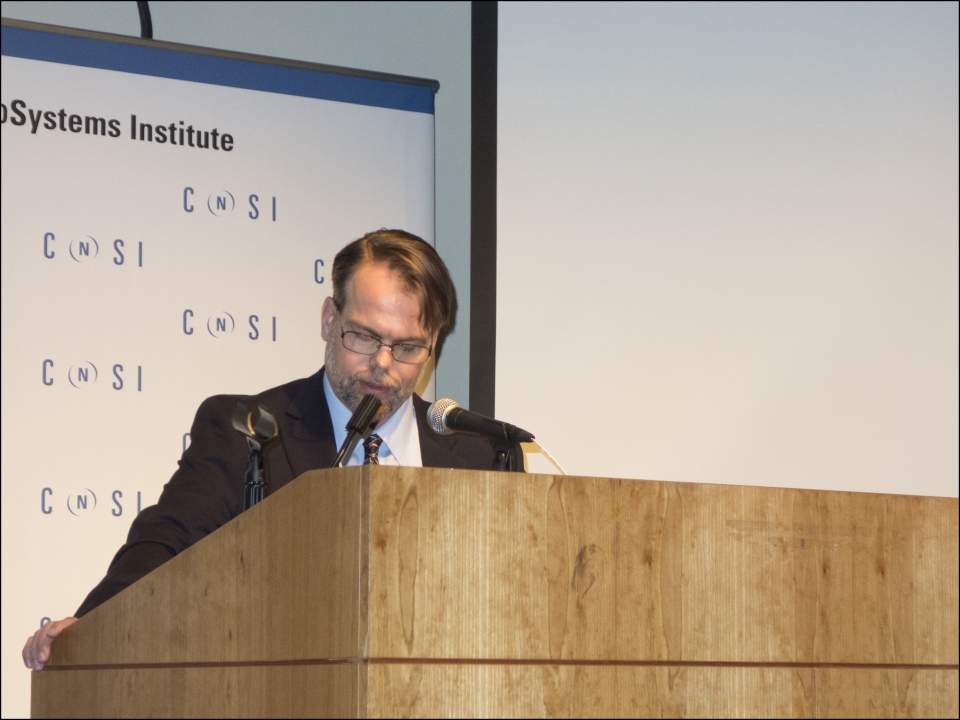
[336,309,432,365]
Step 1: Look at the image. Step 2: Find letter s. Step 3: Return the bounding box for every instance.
[11,99,26,126]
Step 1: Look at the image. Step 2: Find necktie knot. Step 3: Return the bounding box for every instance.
[363,434,383,465]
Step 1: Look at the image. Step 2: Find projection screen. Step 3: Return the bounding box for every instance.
[497,3,958,498]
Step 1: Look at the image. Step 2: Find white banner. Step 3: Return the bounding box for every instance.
[1,22,435,716]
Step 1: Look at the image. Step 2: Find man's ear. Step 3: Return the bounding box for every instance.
[320,297,336,342]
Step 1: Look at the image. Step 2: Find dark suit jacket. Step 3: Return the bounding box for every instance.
[76,367,521,617]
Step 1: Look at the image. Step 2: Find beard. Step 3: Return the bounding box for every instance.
[324,342,417,422]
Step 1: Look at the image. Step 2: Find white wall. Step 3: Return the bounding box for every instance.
[498,2,958,497]
[0,0,473,405]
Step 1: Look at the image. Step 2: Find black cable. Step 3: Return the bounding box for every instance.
[136,1,153,39]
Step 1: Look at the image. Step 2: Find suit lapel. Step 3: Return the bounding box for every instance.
[413,395,472,469]
[274,375,471,478]
[277,368,339,483]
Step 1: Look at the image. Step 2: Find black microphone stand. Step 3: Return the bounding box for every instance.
[491,440,513,472]
[232,402,279,510]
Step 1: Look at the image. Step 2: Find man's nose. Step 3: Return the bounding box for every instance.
[372,345,394,369]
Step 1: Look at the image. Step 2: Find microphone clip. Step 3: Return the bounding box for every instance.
[491,439,514,472]
[232,402,279,510]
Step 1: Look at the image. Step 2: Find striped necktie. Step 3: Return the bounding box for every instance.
[363,434,383,465]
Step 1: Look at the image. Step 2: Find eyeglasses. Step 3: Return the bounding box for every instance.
[337,312,432,365]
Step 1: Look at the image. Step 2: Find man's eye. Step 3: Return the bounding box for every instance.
[353,332,377,343]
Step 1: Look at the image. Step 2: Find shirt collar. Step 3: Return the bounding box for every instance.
[323,370,421,467]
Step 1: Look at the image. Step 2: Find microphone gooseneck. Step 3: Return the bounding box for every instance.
[330,393,383,468]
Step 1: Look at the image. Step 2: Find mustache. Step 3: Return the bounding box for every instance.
[353,370,400,390]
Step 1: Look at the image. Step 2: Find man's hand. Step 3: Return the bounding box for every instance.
[22,617,77,671]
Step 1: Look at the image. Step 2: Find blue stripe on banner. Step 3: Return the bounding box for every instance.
[1,25,436,115]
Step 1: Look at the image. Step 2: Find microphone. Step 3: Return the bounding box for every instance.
[232,402,280,510]
[427,398,535,444]
[330,393,382,468]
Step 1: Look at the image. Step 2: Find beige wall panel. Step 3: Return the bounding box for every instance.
[31,663,359,719]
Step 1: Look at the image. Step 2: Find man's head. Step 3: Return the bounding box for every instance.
[321,229,456,421]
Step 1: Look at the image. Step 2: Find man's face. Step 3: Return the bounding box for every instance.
[321,262,437,422]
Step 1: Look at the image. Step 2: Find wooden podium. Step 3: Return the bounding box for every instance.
[33,467,958,717]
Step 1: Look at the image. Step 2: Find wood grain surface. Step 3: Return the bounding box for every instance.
[365,469,958,664]
[32,663,360,718]
[815,667,960,718]
[47,467,367,666]
[35,467,958,717]
[365,664,959,718]
[33,663,958,718]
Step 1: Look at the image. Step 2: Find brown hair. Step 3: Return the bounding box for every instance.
[331,229,457,336]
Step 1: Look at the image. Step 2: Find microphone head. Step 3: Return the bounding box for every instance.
[250,405,279,441]
[427,398,459,435]
[346,393,382,434]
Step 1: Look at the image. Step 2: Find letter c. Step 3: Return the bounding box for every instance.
[41,488,53,514]
[314,259,325,284]
[44,232,55,259]
[42,359,54,386]
[183,187,194,213]
[183,309,193,335]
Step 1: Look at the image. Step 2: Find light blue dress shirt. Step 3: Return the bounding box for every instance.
[322,371,423,467]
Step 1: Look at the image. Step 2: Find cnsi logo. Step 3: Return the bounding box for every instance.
[42,359,143,390]
[182,310,277,341]
[41,487,144,516]
[44,232,143,266]
[183,186,278,221]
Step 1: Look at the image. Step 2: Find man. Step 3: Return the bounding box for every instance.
[23,229,522,671]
